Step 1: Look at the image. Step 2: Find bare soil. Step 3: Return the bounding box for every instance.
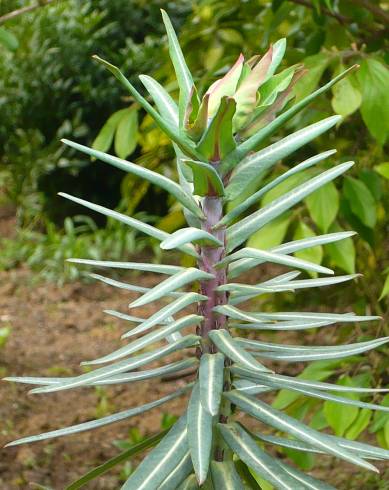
[0,267,388,489]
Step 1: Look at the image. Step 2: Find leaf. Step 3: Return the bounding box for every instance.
[305,182,339,232]
[225,116,341,198]
[177,474,199,490]
[161,10,198,126]
[358,59,389,145]
[266,38,287,80]
[122,292,206,339]
[6,359,199,388]
[225,391,377,472]
[233,47,274,130]
[114,107,138,159]
[343,176,377,228]
[92,55,199,158]
[345,409,372,441]
[92,108,129,154]
[61,139,204,220]
[210,460,245,490]
[208,329,270,373]
[89,273,183,297]
[158,451,193,489]
[199,353,225,416]
[6,386,190,447]
[218,246,332,276]
[224,65,358,168]
[324,396,359,437]
[65,430,169,490]
[226,162,354,252]
[184,159,225,197]
[277,460,336,489]
[129,268,213,308]
[293,222,323,278]
[139,74,179,127]
[197,96,236,161]
[218,423,304,489]
[246,213,291,250]
[82,314,202,365]
[228,230,354,279]
[29,335,200,393]
[331,71,361,117]
[206,53,244,117]
[160,227,223,250]
[215,304,379,324]
[379,273,389,301]
[67,258,183,275]
[187,384,213,484]
[121,415,189,490]
[325,222,356,274]
[374,162,389,180]
[0,27,19,51]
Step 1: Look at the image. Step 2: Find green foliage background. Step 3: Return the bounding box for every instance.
[0,0,389,480]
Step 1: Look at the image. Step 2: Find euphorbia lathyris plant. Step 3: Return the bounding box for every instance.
[6,10,389,490]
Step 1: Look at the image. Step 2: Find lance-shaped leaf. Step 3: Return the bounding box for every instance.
[231,369,389,395]
[206,53,244,117]
[214,304,378,324]
[233,379,273,395]
[105,309,161,325]
[257,432,389,461]
[257,65,295,109]
[233,47,274,131]
[223,65,358,169]
[228,275,358,305]
[92,55,199,158]
[161,10,198,126]
[6,386,190,447]
[158,451,193,490]
[210,460,245,490]
[225,116,341,198]
[161,227,223,250]
[30,335,200,393]
[250,377,389,413]
[129,268,214,308]
[230,320,336,332]
[185,94,210,141]
[183,159,225,197]
[226,162,354,252]
[67,258,183,275]
[208,329,270,373]
[6,359,198,387]
[89,273,184,297]
[122,292,206,338]
[187,383,213,484]
[217,247,333,275]
[197,96,236,161]
[225,391,377,472]
[83,314,203,365]
[251,337,388,362]
[277,460,336,490]
[266,38,287,80]
[228,231,355,278]
[61,139,203,219]
[219,149,336,227]
[218,423,305,489]
[139,74,179,127]
[122,415,189,490]
[59,193,198,257]
[199,353,225,415]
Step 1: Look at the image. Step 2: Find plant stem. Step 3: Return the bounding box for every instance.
[198,195,231,461]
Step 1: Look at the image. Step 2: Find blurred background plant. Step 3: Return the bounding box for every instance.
[0,0,388,477]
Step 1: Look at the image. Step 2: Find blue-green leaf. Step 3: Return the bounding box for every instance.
[199,353,225,416]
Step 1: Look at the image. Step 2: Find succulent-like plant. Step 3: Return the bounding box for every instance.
[6,10,389,490]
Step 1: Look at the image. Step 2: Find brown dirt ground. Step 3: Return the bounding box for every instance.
[0,265,388,489]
